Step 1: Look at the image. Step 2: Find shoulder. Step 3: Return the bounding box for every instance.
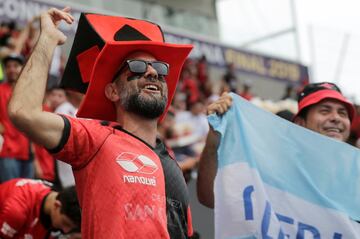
[62,115,110,130]
[0,179,50,206]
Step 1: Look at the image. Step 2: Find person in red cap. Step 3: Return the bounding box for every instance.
[8,7,193,239]
[293,82,355,142]
[0,178,81,239]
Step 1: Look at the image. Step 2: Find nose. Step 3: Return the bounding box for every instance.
[329,111,341,123]
[144,64,158,80]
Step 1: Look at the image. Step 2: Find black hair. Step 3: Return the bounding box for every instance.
[276,109,294,122]
[56,186,81,228]
[7,21,16,31]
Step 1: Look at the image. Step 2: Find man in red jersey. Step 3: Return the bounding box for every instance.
[8,7,193,239]
[0,54,33,183]
[0,178,81,239]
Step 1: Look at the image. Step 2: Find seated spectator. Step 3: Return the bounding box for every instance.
[0,178,81,239]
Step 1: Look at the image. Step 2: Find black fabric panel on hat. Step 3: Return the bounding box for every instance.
[123,17,165,42]
[113,24,150,41]
[297,82,342,103]
[60,13,105,94]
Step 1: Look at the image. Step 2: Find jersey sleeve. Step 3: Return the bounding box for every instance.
[50,115,112,169]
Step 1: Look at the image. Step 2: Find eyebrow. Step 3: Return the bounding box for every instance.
[318,103,347,112]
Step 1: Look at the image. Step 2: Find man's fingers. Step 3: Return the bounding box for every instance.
[48,7,74,24]
[207,92,233,115]
[62,7,75,22]
[62,6,71,13]
[207,101,228,115]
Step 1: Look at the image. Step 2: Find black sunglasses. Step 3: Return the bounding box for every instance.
[113,59,169,81]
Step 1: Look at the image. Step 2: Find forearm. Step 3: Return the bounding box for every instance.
[196,129,219,208]
[7,8,74,149]
[9,35,57,127]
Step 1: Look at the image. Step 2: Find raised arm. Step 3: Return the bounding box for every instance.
[8,8,74,149]
[197,92,232,208]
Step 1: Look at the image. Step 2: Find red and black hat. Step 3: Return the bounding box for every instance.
[294,82,355,121]
[61,13,193,121]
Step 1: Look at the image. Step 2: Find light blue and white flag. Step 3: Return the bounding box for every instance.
[208,93,360,239]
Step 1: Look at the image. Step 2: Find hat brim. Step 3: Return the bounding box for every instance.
[294,89,355,121]
[76,41,193,122]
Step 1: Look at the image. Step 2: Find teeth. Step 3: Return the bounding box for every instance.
[144,85,159,91]
[327,128,340,133]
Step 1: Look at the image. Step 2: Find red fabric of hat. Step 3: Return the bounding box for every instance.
[61,13,193,122]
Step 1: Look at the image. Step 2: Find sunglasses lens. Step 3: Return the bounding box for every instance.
[152,62,169,76]
[128,60,147,74]
[127,60,169,76]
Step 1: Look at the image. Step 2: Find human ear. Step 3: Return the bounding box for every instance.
[105,83,120,102]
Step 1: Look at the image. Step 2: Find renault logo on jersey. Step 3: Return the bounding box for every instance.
[116,152,158,174]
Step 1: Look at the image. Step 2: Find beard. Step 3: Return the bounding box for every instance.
[121,89,168,119]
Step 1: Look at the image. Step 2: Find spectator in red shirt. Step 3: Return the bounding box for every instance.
[196,55,210,96]
[238,81,253,101]
[8,8,193,239]
[181,68,201,108]
[0,178,81,239]
[0,53,33,183]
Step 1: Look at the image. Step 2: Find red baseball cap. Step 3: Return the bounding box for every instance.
[294,82,355,121]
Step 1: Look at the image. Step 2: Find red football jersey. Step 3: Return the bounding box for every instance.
[52,116,192,239]
[0,178,51,239]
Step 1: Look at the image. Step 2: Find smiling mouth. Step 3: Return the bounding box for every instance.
[324,128,342,134]
[144,84,159,91]
[141,83,162,94]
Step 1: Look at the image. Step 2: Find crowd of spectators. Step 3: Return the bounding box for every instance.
[1,16,360,188]
[2,12,360,239]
